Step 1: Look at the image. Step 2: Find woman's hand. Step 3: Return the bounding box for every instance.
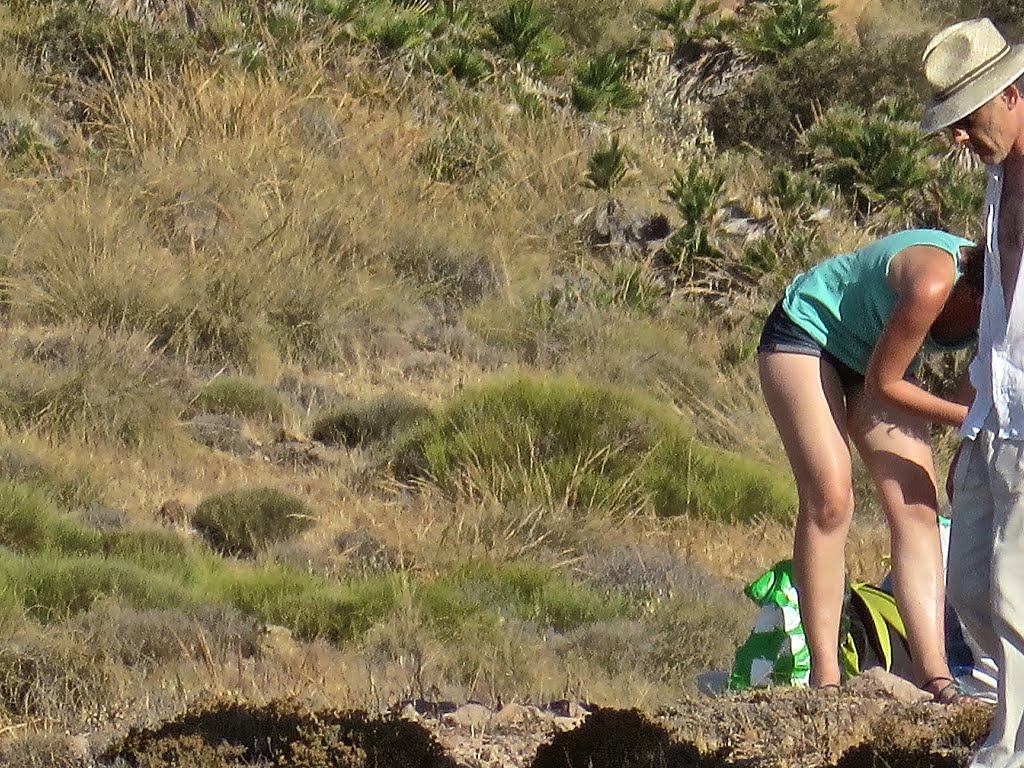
[865,245,968,427]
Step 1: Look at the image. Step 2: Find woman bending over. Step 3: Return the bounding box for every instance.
[758,229,982,701]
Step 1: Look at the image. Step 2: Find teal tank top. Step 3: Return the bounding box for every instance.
[781,229,974,374]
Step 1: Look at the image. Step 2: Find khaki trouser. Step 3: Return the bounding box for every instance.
[949,409,1024,768]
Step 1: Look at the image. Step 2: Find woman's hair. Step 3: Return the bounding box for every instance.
[959,240,984,291]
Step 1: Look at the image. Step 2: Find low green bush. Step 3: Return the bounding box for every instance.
[191,377,287,422]
[10,2,198,80]
[570,52,638,114]
[0,448,102,511]
[488,0,551,60]
[800,104,937,221]
[707,35,927,157]
[0,482,98,555]
[425,41,491,84]
[360,2,433,52]
[221,567,398,642]
[585,135,631,192]
[310,393,431,448]
[662,159,727,283]
[420,561,630,636]
[192,487,315,558]
[2,554,192,621]
[736,0,835,61]
[391,375,795,522]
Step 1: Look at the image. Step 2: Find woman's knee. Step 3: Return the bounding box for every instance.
[798,490,854,533]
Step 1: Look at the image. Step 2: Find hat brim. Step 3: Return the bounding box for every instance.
[921,44,1024,133]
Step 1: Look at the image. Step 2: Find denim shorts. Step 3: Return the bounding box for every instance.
[758,300,866,391]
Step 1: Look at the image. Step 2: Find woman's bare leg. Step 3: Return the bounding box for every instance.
[759,351,853,687]
[847,388,951,692]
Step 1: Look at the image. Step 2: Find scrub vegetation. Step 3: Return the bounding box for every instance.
[0,0,1000,763]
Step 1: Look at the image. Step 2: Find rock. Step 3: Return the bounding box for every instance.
[544,699,592,717]
[258,624,301,659]
[394,699,458,719]
[189,414,259,456]
[261,438,328,469]
[78,506,127,531]
[443,703,492,729]
[552,715,588,732]
[491,703,548,728]
[846,667,931,704]
[398,703,423,722]
[67,734,90,761]
[574,199,671,258]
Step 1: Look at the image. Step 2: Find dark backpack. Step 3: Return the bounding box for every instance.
[844,582,914,679]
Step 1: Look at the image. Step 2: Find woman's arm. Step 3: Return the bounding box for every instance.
[864,245,969,428]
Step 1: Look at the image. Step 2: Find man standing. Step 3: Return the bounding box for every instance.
[922,17,1024,767]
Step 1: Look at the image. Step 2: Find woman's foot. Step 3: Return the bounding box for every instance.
[920,675,965,704]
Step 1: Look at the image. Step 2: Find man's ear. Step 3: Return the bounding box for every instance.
[1005,84,1021,108]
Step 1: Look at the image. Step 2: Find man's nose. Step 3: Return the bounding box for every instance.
[949,127,970,145]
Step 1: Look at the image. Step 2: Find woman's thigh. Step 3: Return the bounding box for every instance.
[758,351,853,499]
[846,388,937,514]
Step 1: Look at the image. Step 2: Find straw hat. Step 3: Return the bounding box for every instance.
[921,18,1024,133]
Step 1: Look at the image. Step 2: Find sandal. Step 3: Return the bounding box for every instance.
[920,675,965,704]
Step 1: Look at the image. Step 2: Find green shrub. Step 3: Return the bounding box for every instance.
[800,104,937,220]
[589,263,668,316]
[648,0,735,47]
[488,0,551,60]
[0,482,96,555]
[0,448,102,511]
[425,42,491,84]
[391,375,795,521]
[662,159,726,279]
[741,220,825,282]
[191,377,287,422]
[737,0,835,61]
[222,567,397,641]
[420,562,630,636]
[766,165,834,217]
[192,487,315,558]
[1,554,192,621]
[266,1,307,42]
[585,135,630,192]
[11,3,197,80]
[923,158,985,236]
[307,0,360,24]
[310,393,431,448]
[707,35,927,157]
[571,52,638,114]
[362,3,433,52]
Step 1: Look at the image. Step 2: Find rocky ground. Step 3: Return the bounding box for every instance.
[87,668,994,767]
[410,670,995,768]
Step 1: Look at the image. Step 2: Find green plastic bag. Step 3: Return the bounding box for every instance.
[730,560,810,689]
